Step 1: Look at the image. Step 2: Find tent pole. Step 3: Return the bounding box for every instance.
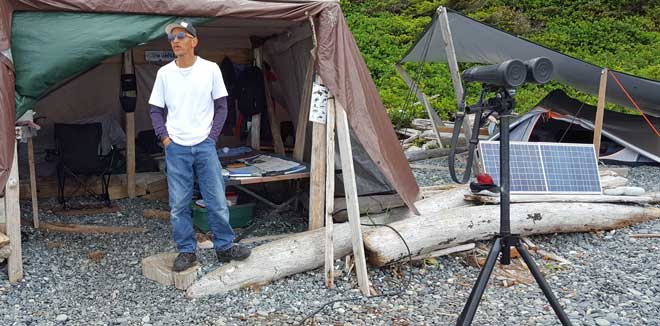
[250,48,262,150]
[309,76,327,231]
[438,6,481,175]
[123,50,136,198]
[395,64,444,147]
[7,131,23,282]
[593,68,608,158]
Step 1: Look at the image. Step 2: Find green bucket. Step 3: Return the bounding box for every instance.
[191,201,255,232]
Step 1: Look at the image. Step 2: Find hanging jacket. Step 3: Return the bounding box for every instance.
[235,66,267,117]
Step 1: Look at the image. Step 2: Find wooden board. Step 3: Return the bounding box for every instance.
[51,205,120,217]
[27,137,39,228]
[309,120,326,230]
[39,222,146,234]
[143,209,170,220]
[593,68,608,157]
[6,139,23,282]
[324,97,336,288]
[142,252,200,290]
[335,101,370,296]
[0,232,9,248]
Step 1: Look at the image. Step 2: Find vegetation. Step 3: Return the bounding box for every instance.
[341,0,660,127]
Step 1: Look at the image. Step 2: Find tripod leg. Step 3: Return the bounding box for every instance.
[516,242,573,326]
[457,238,502,326]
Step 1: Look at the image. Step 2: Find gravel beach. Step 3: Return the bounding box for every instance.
[1,161,659,326]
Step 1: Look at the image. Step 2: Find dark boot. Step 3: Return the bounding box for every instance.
[173,252,197,272]
[216,244,251,262]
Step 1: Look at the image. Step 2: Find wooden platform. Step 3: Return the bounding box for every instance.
[142,253,200,290]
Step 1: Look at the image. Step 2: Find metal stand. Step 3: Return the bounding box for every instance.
[456,91,572,326]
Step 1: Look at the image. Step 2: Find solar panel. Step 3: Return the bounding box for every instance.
[479,141,601,194]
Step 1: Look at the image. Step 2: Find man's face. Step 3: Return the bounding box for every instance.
[169,27,197,57]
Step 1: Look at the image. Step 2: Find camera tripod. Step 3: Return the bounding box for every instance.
[452,89,572,326]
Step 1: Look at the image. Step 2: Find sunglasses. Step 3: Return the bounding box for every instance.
[167,31,194,42]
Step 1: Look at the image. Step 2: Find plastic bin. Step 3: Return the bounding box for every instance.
[191,201,255,232]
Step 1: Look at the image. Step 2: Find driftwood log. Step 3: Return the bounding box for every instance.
[464,194,655,205]
[405,147,467,162]
[363,203,660,266]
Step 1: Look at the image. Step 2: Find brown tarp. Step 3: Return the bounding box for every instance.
[0,0,420,213]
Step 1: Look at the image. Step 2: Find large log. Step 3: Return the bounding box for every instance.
[363,203,660,266]
[464,194,655,205]
[186,213,402,298]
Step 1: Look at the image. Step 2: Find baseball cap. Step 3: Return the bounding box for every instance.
[165,19,197,37]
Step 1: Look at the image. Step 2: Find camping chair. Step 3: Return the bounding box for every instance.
[54,123,120,207]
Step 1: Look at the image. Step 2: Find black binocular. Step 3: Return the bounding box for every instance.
[461,57,553,88]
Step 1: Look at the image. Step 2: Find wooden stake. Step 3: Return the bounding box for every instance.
[6,138,23,282]
[438,6,480,174]
[27,137,39,228]
[126,112,136,198]
[250,48,263,150]
[594,68,608,157]
[123,50,136,198]
[335,100,370,296]
[324,96,337,288]
[256,48,285,155]
[308,113,326,230]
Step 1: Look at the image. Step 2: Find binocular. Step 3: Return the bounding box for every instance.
[461,57,553,88]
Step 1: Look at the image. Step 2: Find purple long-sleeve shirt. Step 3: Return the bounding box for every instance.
[149,97,228,142]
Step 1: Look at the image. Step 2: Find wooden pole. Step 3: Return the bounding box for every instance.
[7,135,23,282]
[593,68,608,158]
[335,100,370,296]
[438,6,480,174]
[258,50,285,155]
[123,51,136,198]
[308,77,326,230]
[324,96,336,288]
[395,64,444,147]
[27,137,39,228]
[250,48,263,150]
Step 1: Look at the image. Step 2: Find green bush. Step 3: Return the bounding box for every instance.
[341,0,660,127]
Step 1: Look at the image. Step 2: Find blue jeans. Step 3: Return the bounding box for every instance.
[165,138,234,252]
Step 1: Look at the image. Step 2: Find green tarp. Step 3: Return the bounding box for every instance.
[11,12,210,118]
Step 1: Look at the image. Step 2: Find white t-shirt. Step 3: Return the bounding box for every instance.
[149,56,228,146]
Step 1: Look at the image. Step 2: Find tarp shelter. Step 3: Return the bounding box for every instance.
[495,90,660,165]
[0,0,420,211]
[400,8,660,118]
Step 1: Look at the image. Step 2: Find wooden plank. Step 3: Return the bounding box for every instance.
[263,73,286,156]
[630,234,660,239]
[6,139,23,282]
[594,68,608,157]
[324,96,336,288]
[143,209,170,220]
[250,48,263,150]
[335,100,370,296]
[463,194,654,205]
[308,120,326,230]
[39,222,146,234]
[27,137,39,228]
[438,6,479,175]
[411,243,475,261]
[51,205,120,216]
[108,182,147,200]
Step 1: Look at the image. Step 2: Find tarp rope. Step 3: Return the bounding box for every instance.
[608,71,660,138]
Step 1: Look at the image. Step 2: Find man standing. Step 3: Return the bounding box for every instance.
[149,20,251,272]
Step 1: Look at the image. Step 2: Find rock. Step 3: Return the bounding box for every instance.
[142,315,151,323]
[56,314,68,322]
[595,318,611,326]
